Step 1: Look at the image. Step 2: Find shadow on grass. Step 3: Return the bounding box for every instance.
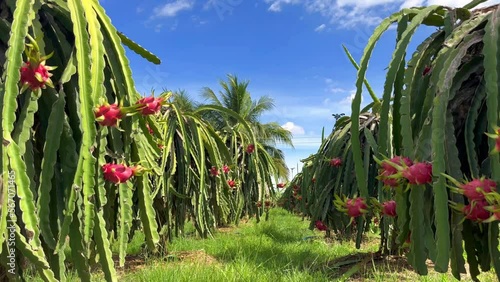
[317,252,414,281]
[258,223,314,243]
[206,218,379,278]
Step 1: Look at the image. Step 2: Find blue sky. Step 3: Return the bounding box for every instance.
[101,0,498,177]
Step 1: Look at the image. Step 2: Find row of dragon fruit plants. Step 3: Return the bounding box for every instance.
[279,1,500,281]
[0,1,288,281]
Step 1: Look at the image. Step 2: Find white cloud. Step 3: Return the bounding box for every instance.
[153,0,194,18]
[336,0,402,8]
[282,121,306,135]
[324,77,348,93]
[427,0,498,7]
[314,23,327,32]
[323,89,366,114]
[263,0,500,28]
[267,0,302,11]
[155,24,164,32]
[400,0,424,8]
[191,15,209,25]
[329,87,346,93]
[288,136,323,148]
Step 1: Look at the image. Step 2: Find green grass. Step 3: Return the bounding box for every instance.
[27,208,497,281]
[120,208,371,282]
[118,209,497,282]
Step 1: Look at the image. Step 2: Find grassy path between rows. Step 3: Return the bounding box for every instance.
[31,208,496,281]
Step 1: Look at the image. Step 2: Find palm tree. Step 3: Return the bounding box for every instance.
[169,89,199,112]
[201,74,293,181]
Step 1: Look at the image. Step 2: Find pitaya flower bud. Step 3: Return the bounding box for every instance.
[94,103,123,127]
[102,163,133,184]
[382,200,397,217]
[486,127,500,154]
[209,166,219,177]
[312,178,316,183]
[296,195,302,201]
[264,200,271,207]
[422,65,432,76]
[246,144,255,154]
[256,201,262,207]
[136,96,165,115]
[315,220,327,231]
[405,232,412,245]
[329,157,342,167]
[402,162,433,185]
[459,178,497,201]
[222,165,230,174]
[463,200,491,222]
[131,165,148,176]
[146,123,154,135]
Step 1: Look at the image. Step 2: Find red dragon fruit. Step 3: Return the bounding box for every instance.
[227,179,236,188]
[463,200,491,222]
[402,162,433,185]
[222,165,230,174]
[460,178,497,201]
[209,166,219,177]
[381,156,413,175]
[136,96,164,115]
[315,220,327,231]
[382,200,397,217]
[102,163,134,184]
[94,103,123,127]
[379,156,413,187]
[329,157,342,167]
[345,197,368,218]
[20,61,55,91]
[277,183,285,188]
[246,144,255,154]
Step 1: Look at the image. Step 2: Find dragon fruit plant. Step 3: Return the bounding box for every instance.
[283,2,500,280]
[0,0,169,280]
